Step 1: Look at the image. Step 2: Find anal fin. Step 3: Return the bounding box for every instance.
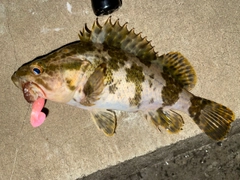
[149,108,184,133]
[91,110,117,136]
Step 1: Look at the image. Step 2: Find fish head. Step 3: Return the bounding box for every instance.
[11,60,48,103]
[11,50,89,103]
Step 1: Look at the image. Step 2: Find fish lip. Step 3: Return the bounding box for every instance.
[11,72,21,89]
[22,82,46,103]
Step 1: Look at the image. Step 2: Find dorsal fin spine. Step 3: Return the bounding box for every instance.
[85,23,91,33]
[79,17,158,64]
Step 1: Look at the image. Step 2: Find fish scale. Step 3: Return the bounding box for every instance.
[11,17,235,141]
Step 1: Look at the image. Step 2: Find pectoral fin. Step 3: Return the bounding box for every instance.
[91,110,117,136]
[80,63,106,106]
[149,108,184,133]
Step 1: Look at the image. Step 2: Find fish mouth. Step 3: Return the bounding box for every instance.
[22,82,45,103]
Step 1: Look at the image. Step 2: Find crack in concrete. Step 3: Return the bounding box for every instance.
[10,148,18,180]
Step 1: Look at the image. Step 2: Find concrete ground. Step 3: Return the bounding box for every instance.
[1,0,239,179]
[81,119,240,180]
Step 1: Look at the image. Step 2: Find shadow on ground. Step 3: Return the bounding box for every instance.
[80,119,240,180]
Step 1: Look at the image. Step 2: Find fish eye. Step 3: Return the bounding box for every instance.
[31,66,43,75]
[33,68,41,75]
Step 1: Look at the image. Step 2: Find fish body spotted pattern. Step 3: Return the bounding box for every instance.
[12,18,235,141]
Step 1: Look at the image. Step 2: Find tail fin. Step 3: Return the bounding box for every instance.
[188,96,235,141]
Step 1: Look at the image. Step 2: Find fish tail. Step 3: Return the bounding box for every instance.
[188,95,235,141]
[149,51,235,140]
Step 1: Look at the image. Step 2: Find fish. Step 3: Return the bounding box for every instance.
[11,17,235,141]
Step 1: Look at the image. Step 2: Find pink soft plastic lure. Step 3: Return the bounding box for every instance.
[30,98,46,127]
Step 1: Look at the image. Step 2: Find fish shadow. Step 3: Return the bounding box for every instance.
[42,107,49,117]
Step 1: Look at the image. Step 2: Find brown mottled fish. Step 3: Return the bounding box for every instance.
[11,17,235,141]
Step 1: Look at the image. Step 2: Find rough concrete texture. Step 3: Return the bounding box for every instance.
[81,119,240,180]
[0,0,239,179]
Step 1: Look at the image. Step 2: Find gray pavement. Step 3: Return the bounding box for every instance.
[81,119,240,180]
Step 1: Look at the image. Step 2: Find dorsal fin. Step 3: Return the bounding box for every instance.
[79,17,158,67]
[159,52,197,90]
